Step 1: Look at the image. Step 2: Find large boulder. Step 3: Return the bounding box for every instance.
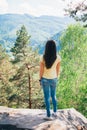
[0,106,87,130]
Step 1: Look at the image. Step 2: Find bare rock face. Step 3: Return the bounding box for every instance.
[0,106,87,130]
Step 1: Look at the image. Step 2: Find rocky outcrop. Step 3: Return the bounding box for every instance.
[0,106,87,130]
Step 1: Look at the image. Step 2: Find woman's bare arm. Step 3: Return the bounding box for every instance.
[56,62,61,77]
[39,62,44,79]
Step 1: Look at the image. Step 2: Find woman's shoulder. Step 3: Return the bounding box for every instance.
[57,54,61,62]
[40,55,44,62]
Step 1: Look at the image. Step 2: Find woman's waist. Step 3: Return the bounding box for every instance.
[42,74,57,79]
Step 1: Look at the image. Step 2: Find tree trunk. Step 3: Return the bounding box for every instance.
[28,69,31,108]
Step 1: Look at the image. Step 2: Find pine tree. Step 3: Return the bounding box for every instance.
[11,25,31,63]
[10,25,43,108]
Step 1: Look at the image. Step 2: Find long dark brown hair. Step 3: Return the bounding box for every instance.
[43,40,57,69]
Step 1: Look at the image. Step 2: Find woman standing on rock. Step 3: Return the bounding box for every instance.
[39,40,61,120]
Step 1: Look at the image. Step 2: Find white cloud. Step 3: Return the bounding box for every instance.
[0,0,8,14]
[18,0,68,16]
[18,3,36,15]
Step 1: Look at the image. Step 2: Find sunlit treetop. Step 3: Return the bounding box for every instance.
[65,0,87,23]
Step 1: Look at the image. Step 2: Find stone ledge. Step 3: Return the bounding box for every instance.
[0,106,87,130]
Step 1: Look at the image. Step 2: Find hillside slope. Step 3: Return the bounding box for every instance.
[0,14,75,53]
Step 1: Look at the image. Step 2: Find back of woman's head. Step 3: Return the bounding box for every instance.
[43,40,57,69]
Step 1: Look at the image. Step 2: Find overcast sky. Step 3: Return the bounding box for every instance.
[0,0,81,17]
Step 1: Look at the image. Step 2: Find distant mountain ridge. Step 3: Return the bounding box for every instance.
[0,14,75,54]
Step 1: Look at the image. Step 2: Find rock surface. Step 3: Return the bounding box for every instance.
[0,106,87,130]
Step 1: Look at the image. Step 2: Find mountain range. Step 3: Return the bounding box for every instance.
[0,14,75,54]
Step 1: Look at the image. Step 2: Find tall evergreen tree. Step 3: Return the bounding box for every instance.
[10,25,43,108]
[11,25,31,63]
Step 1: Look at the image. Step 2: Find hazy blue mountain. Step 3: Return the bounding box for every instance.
[0,14,75,54]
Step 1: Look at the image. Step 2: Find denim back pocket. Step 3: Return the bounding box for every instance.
[50,78,58,87]
[41,78,48,86]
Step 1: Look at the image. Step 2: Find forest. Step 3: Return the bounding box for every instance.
[0,23,87,118]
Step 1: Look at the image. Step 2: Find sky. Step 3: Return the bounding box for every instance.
[0,0,83,17]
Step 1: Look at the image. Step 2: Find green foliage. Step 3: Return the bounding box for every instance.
[0,45,14,106]
[57,23,87,117]
[60,23,86,50]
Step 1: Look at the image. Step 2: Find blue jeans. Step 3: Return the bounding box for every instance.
[41,77,58,117]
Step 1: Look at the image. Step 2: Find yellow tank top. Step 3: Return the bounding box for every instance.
[40,55,61,79]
